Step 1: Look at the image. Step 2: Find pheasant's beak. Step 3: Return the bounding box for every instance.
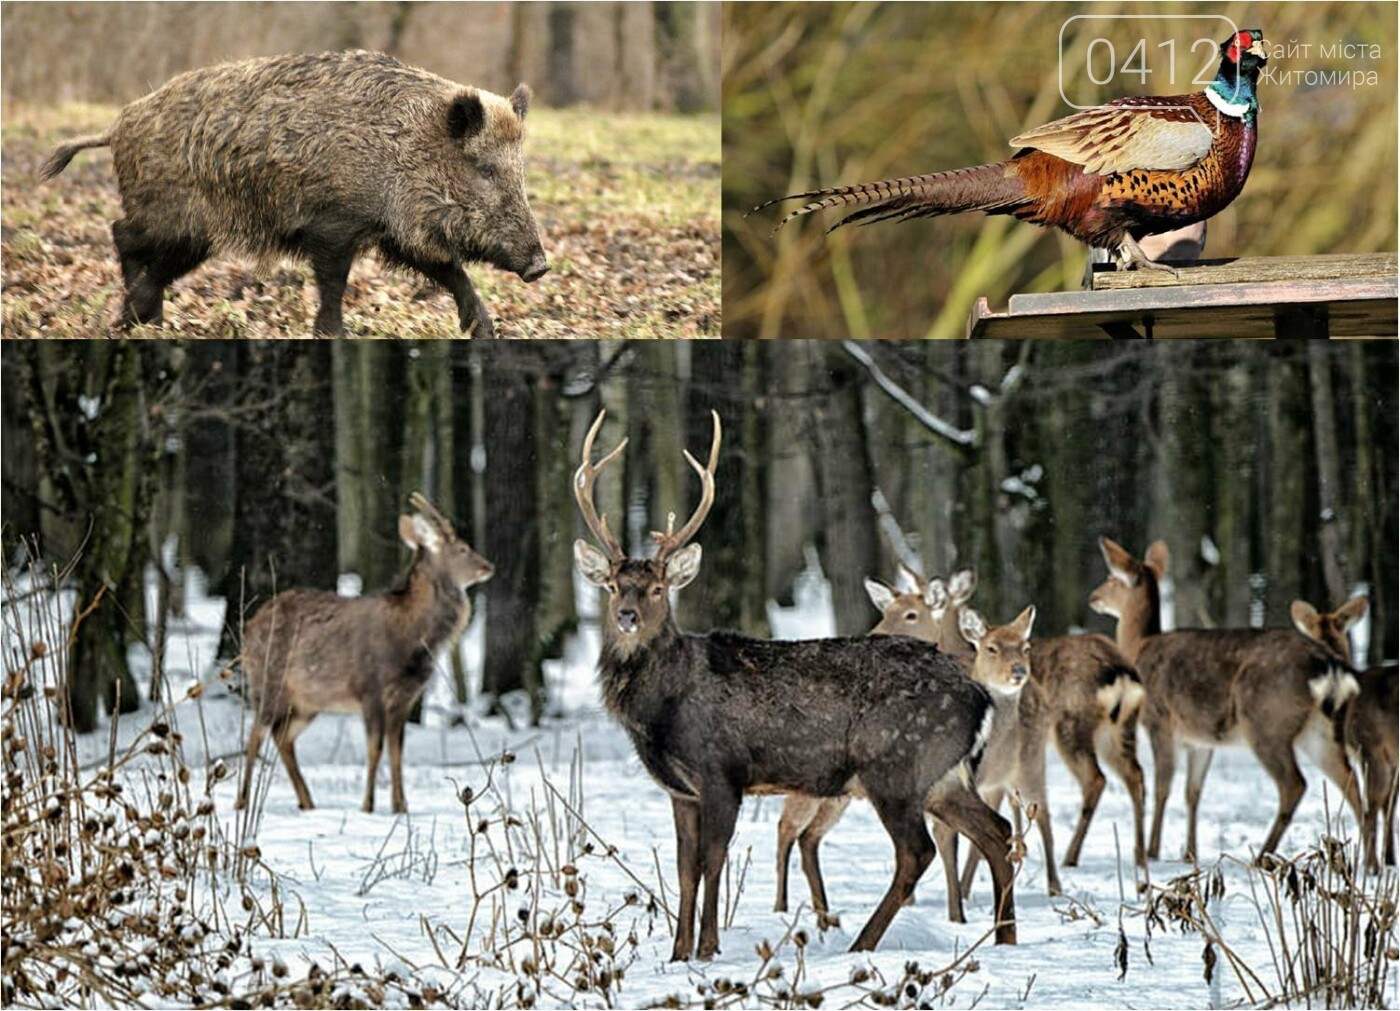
[1247,40,1267,62]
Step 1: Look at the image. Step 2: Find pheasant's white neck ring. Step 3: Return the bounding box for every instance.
[1205,86,1250,118]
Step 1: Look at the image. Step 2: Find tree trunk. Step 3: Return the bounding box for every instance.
[479,343,544,723]
[1306,341,1348,608]
[806,344,879,636]
[218,342,338,658]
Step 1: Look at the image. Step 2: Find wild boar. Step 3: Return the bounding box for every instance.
[40,50,548,336]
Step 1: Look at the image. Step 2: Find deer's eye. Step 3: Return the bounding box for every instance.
[651,586,665,598]
[987,645,999,655]
[606,582,618,594]
[905,612,918,622]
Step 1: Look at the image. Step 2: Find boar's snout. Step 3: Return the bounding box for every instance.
[519,248,549,283]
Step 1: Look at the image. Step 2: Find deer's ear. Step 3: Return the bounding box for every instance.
[865,578,897,613]
[574,540,613,587]
[959,608,988,646]
[1099,537,1137,585]
[1290,600,1318,635]
[665,543,702,589]
[1011,604,1036,641]
[1337,595,1369,629]
[401,514,442,553]
[1145,540,1170,578]
[926,578,949,613]
[948,568,977,603]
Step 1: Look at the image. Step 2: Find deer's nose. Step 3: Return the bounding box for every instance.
[617,609,640,633]
[1010,664,1028,684]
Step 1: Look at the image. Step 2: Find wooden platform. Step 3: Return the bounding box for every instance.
[966,253,1398,338]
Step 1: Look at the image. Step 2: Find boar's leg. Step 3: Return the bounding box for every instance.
[421,262,496,339]
[307,242,357,336]
[112,220,208,329]
[379,239,495,338]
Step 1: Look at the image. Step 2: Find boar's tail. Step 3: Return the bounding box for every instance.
[39,131,112,181]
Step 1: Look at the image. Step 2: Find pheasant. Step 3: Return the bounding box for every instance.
[757,30,1266,272]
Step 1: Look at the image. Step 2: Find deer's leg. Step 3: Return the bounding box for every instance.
[1182,745,1214,862]
[670,797,701,961]
[273,716,315,811]
[774,794,818,913]
[1382,764,1397,867]
[1307,732,1365,846]
[851,792,936,952]
[235,721,268,811]
[957,787,1003,900]
[1056,716,1106,868]
[697,786,741,960]
[1146,715,1176,860]
[797,795,850,917]
[361,704,385,814]
[1026,761,1062,897]
[1247,733,1306,858]
[386,708,410,814]
[1101,710,1148,868]
[931,816,964,923]
[932,785,1016,945]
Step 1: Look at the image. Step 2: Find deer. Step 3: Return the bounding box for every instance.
[777,564,1147,923]
[1291,596,1397,870]
[571,410,1016,960]
[867,565,1145,867]
[1089,537,1363,862]
[235,493,493,815]
[773,589,1040,929]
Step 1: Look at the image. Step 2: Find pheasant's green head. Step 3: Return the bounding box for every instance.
[1208,29,1265,122]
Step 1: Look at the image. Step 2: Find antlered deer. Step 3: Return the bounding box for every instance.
[572,411,1012,960]
[1292,596,1397,870]
[235,493,493,814]
[1089,538,1362,861]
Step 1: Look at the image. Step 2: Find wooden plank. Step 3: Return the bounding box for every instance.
[1009,276,1395,317]
[1090,252,1397,290]
[967,283,1395,339]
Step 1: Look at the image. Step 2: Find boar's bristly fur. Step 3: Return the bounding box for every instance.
[40,50,548,336]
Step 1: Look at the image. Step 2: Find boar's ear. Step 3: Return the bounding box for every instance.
[448,90,486,141]
[509,83,532,121]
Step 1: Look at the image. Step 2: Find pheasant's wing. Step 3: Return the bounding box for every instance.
[1009,99,1213,175]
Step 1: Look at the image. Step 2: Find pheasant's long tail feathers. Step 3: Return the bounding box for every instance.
[39,131,112,181]
[754,162,1028,234]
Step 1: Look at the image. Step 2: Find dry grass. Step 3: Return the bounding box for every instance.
[2,548,990,1009]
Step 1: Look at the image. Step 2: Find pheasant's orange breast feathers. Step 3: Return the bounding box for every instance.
[1009,99,1213,176]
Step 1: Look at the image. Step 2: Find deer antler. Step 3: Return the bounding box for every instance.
[652,410,721,561]
[574,411,627,560]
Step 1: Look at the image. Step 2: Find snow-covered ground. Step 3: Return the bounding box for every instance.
[4,562,1396,1009]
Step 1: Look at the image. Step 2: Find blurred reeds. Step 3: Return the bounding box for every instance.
[722,1,1398,338]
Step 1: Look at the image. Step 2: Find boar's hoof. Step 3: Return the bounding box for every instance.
[463,313,496,339]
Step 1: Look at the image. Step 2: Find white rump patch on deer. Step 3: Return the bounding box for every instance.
[1308,665,1360,712]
